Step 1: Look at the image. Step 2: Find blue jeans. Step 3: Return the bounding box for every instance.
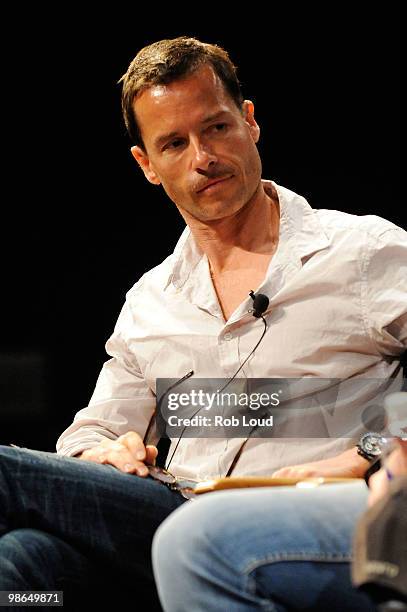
[153,481,376,611]
[0,446,186,608]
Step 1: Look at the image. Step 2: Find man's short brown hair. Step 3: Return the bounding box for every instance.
[119,36,244,149]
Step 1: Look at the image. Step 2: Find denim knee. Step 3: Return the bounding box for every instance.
[153,497,216,576]
[0,527,94,591]
[0,529,61,589]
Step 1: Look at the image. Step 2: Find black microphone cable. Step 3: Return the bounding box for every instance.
[164,289,270,470]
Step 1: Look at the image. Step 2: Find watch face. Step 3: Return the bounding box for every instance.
[361,432,386,456]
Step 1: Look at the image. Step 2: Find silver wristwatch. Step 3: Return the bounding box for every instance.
[356,432,387,462]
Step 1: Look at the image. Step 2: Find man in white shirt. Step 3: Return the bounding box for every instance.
[0,36,405,607]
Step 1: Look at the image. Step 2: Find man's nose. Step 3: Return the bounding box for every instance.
[190,137,218,173]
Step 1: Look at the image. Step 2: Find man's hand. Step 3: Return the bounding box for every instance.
[76,431,158,477]
[271,447,368,479]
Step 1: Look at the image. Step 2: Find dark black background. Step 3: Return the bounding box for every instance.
[1,10,404,450]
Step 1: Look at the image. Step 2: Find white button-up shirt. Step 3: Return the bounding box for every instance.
[56,181,407,479]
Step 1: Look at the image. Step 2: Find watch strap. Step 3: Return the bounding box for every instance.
[357,444,374,462]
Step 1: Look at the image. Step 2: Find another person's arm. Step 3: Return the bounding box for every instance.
[367,438,407,507]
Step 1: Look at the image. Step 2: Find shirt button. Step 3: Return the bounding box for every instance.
[224,332,233,341]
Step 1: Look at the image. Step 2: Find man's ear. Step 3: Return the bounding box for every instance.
[243,100,260,144]
[131,146,161,185]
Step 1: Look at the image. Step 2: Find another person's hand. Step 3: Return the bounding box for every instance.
[367,438,407,507]
[76,431,158,477]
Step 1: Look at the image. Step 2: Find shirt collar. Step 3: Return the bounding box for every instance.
[164,180,331,292]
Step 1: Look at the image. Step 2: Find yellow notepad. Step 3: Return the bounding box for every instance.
[193,476,361,494]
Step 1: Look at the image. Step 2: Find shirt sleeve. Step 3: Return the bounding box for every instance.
[56,299,156,457]
[363,226,407,357]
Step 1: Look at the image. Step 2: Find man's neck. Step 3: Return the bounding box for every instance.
[184,181,280,275]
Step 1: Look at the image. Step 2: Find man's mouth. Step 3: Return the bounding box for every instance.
[196,176,233,194]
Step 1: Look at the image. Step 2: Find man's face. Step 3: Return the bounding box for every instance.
[132,65,262,222]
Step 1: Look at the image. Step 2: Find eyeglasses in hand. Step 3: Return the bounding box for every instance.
[147,465,198,500]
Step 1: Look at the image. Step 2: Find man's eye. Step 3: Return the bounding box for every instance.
[213,123,227,132]
[165,139,184,151]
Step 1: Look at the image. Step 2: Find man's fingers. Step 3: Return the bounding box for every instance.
[272,466,316,478]
[145,445,158,466]
[78,435,150,476]
[117,431,147,462]
[101,445,149,475]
